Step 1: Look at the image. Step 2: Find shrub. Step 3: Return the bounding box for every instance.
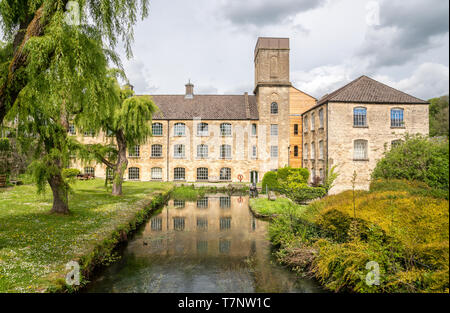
[0,138,11,152]
[62,168,81,179]
[285,185,327,204]
[261,171,280,193]
[277,166,309,182]
[372,135,449,191]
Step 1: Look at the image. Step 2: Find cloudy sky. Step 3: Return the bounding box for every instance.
[118,0,449,100]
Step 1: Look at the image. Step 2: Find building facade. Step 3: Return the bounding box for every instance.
[72,37,429,193]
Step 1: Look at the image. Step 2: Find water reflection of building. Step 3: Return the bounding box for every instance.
[129,195,266,258]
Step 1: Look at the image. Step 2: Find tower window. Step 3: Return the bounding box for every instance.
[294,145,299,157]
[294,124,299,135]
[271,102,278,114]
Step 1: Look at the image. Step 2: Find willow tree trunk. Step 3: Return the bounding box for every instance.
[112,130,128,196]
[48,172,69,214]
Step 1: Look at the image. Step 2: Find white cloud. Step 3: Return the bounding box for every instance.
[123,59,159,94]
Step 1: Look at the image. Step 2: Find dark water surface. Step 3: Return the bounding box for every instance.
[86,195,323,293]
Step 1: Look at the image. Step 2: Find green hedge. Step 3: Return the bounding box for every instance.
[261,171,280,193]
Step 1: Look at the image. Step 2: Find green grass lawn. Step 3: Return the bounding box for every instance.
[0,179,172,293]
[249,197,306,217]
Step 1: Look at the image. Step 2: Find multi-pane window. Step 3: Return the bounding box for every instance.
[197,144,208,159]
[354,139,368,160]
[220,144,231,159]
[197,123,209,136]
[303,144,308,160]
[197,167,209,181]
[152,123,163,136]
[271,102,278,114]
[294,124,299,135]
[353,107,367,127]
[303,116,308,132]
[391,108,404,127]
[270,146,278,158]
[219,239,231,254]
[106,167,114,180]
[220,123,232,136]
[129,145,140,157]
[220,168,231,181]
[391,139,403,149]
[174,123,186,136]
[68,124,76,135]
[294,145,299,157]
[311,113,315,131]
[220,217,232,230]
[174,167,185,180]
[84,130,95,137]
[311,142,315,159]
[271,124,278,136]
[151,217,162,231]
[128,167,140,180]
[197,197,209,208]
[174,200,185,208]
[220,196,231,209]
[252,146,257,159]
[319,108,324,128]
[84,167,95,176]
[151,144,162,157]
[251,124,257,136]
[319,140,324,159]
[174,144,185,158]
[197,218,208,231]
[173,217,185,231]
[151,167,162,180]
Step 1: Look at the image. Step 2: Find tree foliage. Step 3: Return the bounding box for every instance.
[429,95,449,138]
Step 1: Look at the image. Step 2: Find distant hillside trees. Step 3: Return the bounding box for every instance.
[429,95,449,138]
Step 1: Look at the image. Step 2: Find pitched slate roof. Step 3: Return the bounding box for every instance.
[145,94,259,120]
[317,75,428,106]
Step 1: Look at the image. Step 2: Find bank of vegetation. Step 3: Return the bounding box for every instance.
[268,135,449,293]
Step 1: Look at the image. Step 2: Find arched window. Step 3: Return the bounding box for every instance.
[197,144,208,158]
[84,167,95,176]
[354,139,368,160]
[197,168,209,181]
[174,123,186,136]
[174,144,185,158]
[197,123,209,136]
[353,107,367,127]
[151,167,162,180]
[152,123,163,136]
[220,144,231,159]
[220,123,232,136]
[129,145,140,157]
[128,167,140,180]
[391,108,404,127]
[220,168,231,181]
[294,145,299,157]
[174,167,185,180]
[151,144,163,157]
[271,102,278,114]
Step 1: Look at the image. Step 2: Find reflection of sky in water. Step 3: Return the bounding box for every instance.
[86,195,323,293]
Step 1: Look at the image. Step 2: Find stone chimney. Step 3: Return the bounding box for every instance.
[185,80,194,99]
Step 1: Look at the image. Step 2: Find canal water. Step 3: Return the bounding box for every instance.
[86,195,323,293]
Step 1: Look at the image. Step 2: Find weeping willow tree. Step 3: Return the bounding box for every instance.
[0,0,150,214]
[82,79,158,196]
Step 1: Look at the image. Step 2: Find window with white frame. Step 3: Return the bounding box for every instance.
[151,144,162,157]
[252,146,257,159]
[220,168,231,181]
[197,144,208,158]
[174,167,185,180]
[84,167,95,176]
[391,108,404,127]
[303,144,308,160]
[251,124,257,136]
[311,113,315,131]
[197,197,209,208]
[271,102,278,114]
[151,167,162,180]
[270,146,278,158]
[128,167,140,180]
[197,123,209,136]
[319,140,324,159]
[220,144,231,159]
[353,107,367,127]
[354,139,368,160]
[197,167,209,181]
[152,123,163,136]
[220,123,232,136]
[319,108,324,128]
[129,145,140,157]
[311,142,315,159]
[174,144,185,158]
[174,123,186,136]
[270,124,278,136]
[68,124,76,135]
